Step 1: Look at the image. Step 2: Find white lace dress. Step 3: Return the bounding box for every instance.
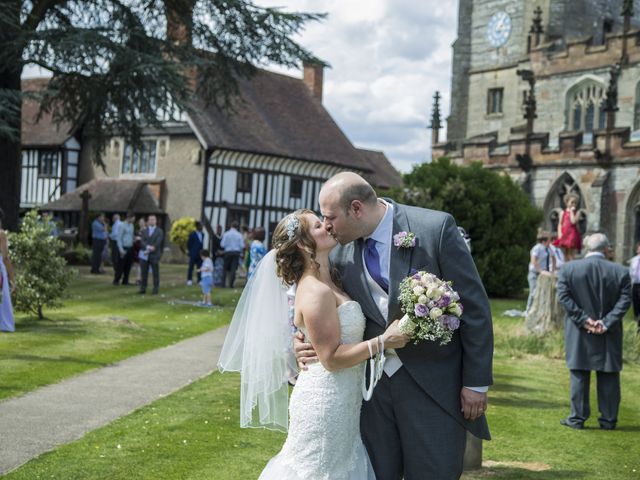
[259,301,376,480]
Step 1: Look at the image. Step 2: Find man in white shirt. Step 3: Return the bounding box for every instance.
[109,213,122,276]
[220,221,245,288]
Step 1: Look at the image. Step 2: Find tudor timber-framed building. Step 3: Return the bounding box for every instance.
[75,63,401,250]
[435,0,640,261]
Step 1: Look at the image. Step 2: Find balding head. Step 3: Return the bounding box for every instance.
[585,233,610,253]
[320,172,377,213]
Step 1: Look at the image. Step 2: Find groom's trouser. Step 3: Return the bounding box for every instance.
[361,367,465,480]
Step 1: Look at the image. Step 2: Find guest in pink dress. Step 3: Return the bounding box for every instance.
[553,194,582,261]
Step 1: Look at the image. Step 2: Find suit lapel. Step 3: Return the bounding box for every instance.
[388,203,414,321]
[351,239,387,328]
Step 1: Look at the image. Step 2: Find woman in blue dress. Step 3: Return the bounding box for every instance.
[247,227,267,279]
[0,208,16,332]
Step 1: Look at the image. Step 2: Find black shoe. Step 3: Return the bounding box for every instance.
[151,290,159,295]
[560,419,583,430]
[122,282,130,285]
[599,424,616,430]
[113,281,120,286]
[138,290,146,295]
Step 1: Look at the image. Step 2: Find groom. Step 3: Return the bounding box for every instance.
[295,172,493,479]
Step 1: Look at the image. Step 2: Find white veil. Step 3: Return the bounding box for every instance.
[217,249,297,432]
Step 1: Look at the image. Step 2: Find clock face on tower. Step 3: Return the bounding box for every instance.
[487,11,512,48]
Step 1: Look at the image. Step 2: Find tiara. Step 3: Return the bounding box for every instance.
[285,215,299,240]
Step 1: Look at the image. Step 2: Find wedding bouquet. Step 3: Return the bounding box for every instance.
[397,271,463,345]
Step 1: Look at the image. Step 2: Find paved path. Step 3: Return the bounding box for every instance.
[0,326,229,475]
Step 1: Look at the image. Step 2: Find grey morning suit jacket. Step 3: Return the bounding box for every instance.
[557,255,631,372]
[330,201,494,440]
[141,227,164,263]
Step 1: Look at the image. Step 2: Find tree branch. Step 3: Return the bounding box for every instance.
[24,0,67,31]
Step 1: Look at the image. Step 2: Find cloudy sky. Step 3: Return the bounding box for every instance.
[255,0,458,172]
[22,0,458,173]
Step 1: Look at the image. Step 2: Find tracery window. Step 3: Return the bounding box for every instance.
[566,81,606,142]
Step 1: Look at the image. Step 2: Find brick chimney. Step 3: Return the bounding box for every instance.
[303,61,324,102]
[165,0,195,47]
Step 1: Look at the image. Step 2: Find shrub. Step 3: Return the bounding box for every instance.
[383,158,542,297]
[62,243,92,265]
[8,210,75,319]
[169,217,196,254]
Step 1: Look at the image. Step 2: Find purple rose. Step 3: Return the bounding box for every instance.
[439,315,460,330]
[414,303,428,317]
[436,295,451,308]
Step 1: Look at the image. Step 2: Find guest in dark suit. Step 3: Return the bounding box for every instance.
[138,214,164,295]
[557,233,631,430]
[186,221,205,286]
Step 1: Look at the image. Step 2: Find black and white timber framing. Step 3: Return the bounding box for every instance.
[203,149,358,242]
[20,137,81,209]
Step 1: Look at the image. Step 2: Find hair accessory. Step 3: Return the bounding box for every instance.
[285,215,299,240]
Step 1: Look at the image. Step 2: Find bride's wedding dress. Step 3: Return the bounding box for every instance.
[259,300,376,480]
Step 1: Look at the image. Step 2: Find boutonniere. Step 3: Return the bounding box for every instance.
[393,231,416,249]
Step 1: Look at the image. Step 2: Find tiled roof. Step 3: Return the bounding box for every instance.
[21,78,75,147]
[188,68,372,172]
[41,178,164,214]
[357,148,403,190]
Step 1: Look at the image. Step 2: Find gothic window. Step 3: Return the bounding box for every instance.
[566,81,606,141]
[545,173,586,235]
[487,88,503,114]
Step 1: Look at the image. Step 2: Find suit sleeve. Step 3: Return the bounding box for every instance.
[556,268,588,328]
[438,214,493,388]
[602,272,632,329]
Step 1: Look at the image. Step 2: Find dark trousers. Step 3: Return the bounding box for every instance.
[110,239,119,270]
[114,247,133,285]
[568,369,620,428]
[360,367,466,480]
[632,284,640,321]
[223,251,242,288]
[91,238,106,273]
[187,256,203,282]
[140,259,160,293]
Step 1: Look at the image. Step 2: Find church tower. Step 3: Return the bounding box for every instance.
[441,0,640,260]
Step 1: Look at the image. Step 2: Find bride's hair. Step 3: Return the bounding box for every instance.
[272,209,318,285]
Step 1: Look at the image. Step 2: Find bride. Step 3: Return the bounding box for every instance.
[218,209,409,479]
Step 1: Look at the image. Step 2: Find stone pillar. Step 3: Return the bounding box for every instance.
[463,432,483,470]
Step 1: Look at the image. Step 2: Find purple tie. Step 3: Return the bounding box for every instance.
[364,238,388,292]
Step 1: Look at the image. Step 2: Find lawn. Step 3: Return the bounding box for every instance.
[0,264,242,401]
[3,296,639,479]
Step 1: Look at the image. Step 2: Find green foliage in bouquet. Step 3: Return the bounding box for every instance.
[8,210,74,319]
[383,158,542,297]
[169,217,197,254]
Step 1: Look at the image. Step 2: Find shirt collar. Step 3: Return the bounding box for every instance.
[586,252,605,258]
[367,199,394,245]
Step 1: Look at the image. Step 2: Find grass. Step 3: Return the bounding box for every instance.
[0,264,242,401]
[2,293,640,479]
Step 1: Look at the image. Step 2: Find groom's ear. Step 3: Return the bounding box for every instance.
[350,200,364,218]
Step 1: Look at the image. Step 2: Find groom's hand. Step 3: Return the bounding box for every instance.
[293,331,318,371]
[460,388,487,421]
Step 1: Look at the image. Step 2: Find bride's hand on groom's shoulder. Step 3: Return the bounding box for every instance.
[382,320,411,349]
[293,331,318,370]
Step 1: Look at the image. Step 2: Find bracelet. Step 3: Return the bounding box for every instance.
[366,340,374,359]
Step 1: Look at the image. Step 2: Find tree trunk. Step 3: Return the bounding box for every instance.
[0,1,23,232]
[524,273,563,335]
[38,304,43,320]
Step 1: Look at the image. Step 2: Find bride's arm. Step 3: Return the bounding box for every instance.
[301,287,407,372]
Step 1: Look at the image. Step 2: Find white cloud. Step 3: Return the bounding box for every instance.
[256,0,456,173]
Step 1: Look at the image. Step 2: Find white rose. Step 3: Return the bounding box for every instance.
[418,295,428,304]
[429,307,443,320]
[413,286,425,295]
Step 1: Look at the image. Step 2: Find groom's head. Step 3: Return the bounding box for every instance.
[319,172,383,244]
